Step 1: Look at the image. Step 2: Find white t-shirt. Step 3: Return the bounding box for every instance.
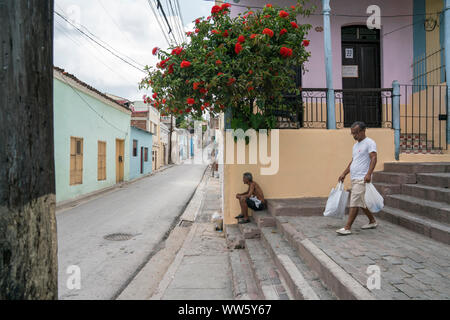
[350,137,377,180]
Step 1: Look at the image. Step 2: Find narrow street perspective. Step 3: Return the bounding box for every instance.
[58,163,207,300]
[2,0,450,315]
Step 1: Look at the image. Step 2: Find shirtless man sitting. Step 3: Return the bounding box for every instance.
[235,172,266,224]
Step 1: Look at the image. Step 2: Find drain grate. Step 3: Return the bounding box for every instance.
[104,233,134,241]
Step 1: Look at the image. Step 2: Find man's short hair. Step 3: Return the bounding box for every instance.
[243,172,253,182]
[351,121,366,131]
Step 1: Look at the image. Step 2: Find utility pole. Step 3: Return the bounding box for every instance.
[168,114,173,164]
[0,1,58,299]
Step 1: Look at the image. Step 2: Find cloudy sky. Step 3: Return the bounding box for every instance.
[54,0,217,101]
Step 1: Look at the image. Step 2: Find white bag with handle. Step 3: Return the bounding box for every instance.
[323,182,349,219]
[364,183,384,213]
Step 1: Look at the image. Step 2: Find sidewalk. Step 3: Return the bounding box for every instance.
[150,172,233,300]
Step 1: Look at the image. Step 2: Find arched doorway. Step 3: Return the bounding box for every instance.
[341,25,381,127]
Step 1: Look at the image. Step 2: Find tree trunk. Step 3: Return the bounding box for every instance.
[0,1,57,299]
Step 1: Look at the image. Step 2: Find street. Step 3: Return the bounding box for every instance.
[57,163,207,300]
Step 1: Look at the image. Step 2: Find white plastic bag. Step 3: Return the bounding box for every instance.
[364,183,384,213]
[323,182,349,219]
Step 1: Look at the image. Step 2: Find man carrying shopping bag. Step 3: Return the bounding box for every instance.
[336,122,378,235]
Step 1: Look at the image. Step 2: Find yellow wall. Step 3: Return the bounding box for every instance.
[223,128,395,225]
[426,0,443,85]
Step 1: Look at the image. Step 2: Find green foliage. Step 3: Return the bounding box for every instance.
[140,0,315,131]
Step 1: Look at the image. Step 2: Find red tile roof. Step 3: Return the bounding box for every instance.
[54,66,130,112]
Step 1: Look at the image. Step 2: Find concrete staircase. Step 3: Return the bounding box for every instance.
[226,162,450,300]
[373,162,450,245]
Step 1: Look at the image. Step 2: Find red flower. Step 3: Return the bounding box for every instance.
[152,92,158,99]
[235,42,243,54]
[204,102,210,107]
[216,59,222,65]
[162,99,166,104]
[291,5,296,10]
[179,110,183,114]
[217,72,224,76]
[152,47,159,55]
[248,86,254,91]
[280,46,293,58]
[279,10,289,18]
[186,108,191,113]
[199,88,208,94]
[201,106,205,111]
[222,30,229,37]
[187,98,195,105]
[221,3,231,10]
[195,18,200,24]
[264,15,271,18]
[160,58,170,69]
[180,60,191,68]
[249,70,253,75]
[265,4,272,8]
[237,35,245,43]
[290,21,299,28]
[302,39,310,47]
[212,29,220,34]
[171,47,183,55]
[280,28,287,36]
[211,5,221,14]
[193,82,200,90]
[248,11,253,15]
[227,78,236,86]
[262,28,274,38]
[168,63,174,74]
[195,28,200,33]
[219,105,225,109]
[250,34,257,39]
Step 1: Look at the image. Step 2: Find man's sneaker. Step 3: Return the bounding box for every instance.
[336,228,352,235]
[361,222,378,230]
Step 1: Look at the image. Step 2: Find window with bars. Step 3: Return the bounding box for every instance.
[98,141,106,181]
[70,137,83,185]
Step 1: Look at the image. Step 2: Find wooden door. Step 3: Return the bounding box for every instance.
[140,147,144,174]
[115,139,124,183]
[70,137,83,185]
[342,26,381,127]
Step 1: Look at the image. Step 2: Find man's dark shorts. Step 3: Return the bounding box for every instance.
[246,198,266,211]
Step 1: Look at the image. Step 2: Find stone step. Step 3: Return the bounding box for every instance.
[274,217,375,300]
[259,227,336,300]
[225,224,245,250]
[372,182,402,196]
[252,210,276,228]
[267,198,327,217]
[228,248,263,300]
[402,184,450,204]
[242,224,293,300]
[385,194,450,224]
[372,172,416,184]
[238,221,261,239]
[416,173,450,188]
[383,162,450,174]
[377,206,450,245]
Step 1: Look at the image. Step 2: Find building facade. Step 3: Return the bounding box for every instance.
[129,126,153,180]
[53,67,131,204]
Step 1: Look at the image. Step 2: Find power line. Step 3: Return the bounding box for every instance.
[55,11,146,74]
[57,71,129,137]
[55,3,145,69]
[147,0,173,47]
[174,0,187,42]
[155,0,178,44]
[54,19,139,84]
[96,0,140,50]
[167,0,185,43]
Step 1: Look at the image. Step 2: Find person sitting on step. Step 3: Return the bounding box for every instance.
[235,172,266,224]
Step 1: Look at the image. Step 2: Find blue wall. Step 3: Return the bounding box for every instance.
[413,0,427,86]
[130,126,153,180]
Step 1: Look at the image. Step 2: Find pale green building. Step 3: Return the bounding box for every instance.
[53,67,132,204]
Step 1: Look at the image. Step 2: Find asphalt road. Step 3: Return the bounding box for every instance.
[57,163,207,300]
